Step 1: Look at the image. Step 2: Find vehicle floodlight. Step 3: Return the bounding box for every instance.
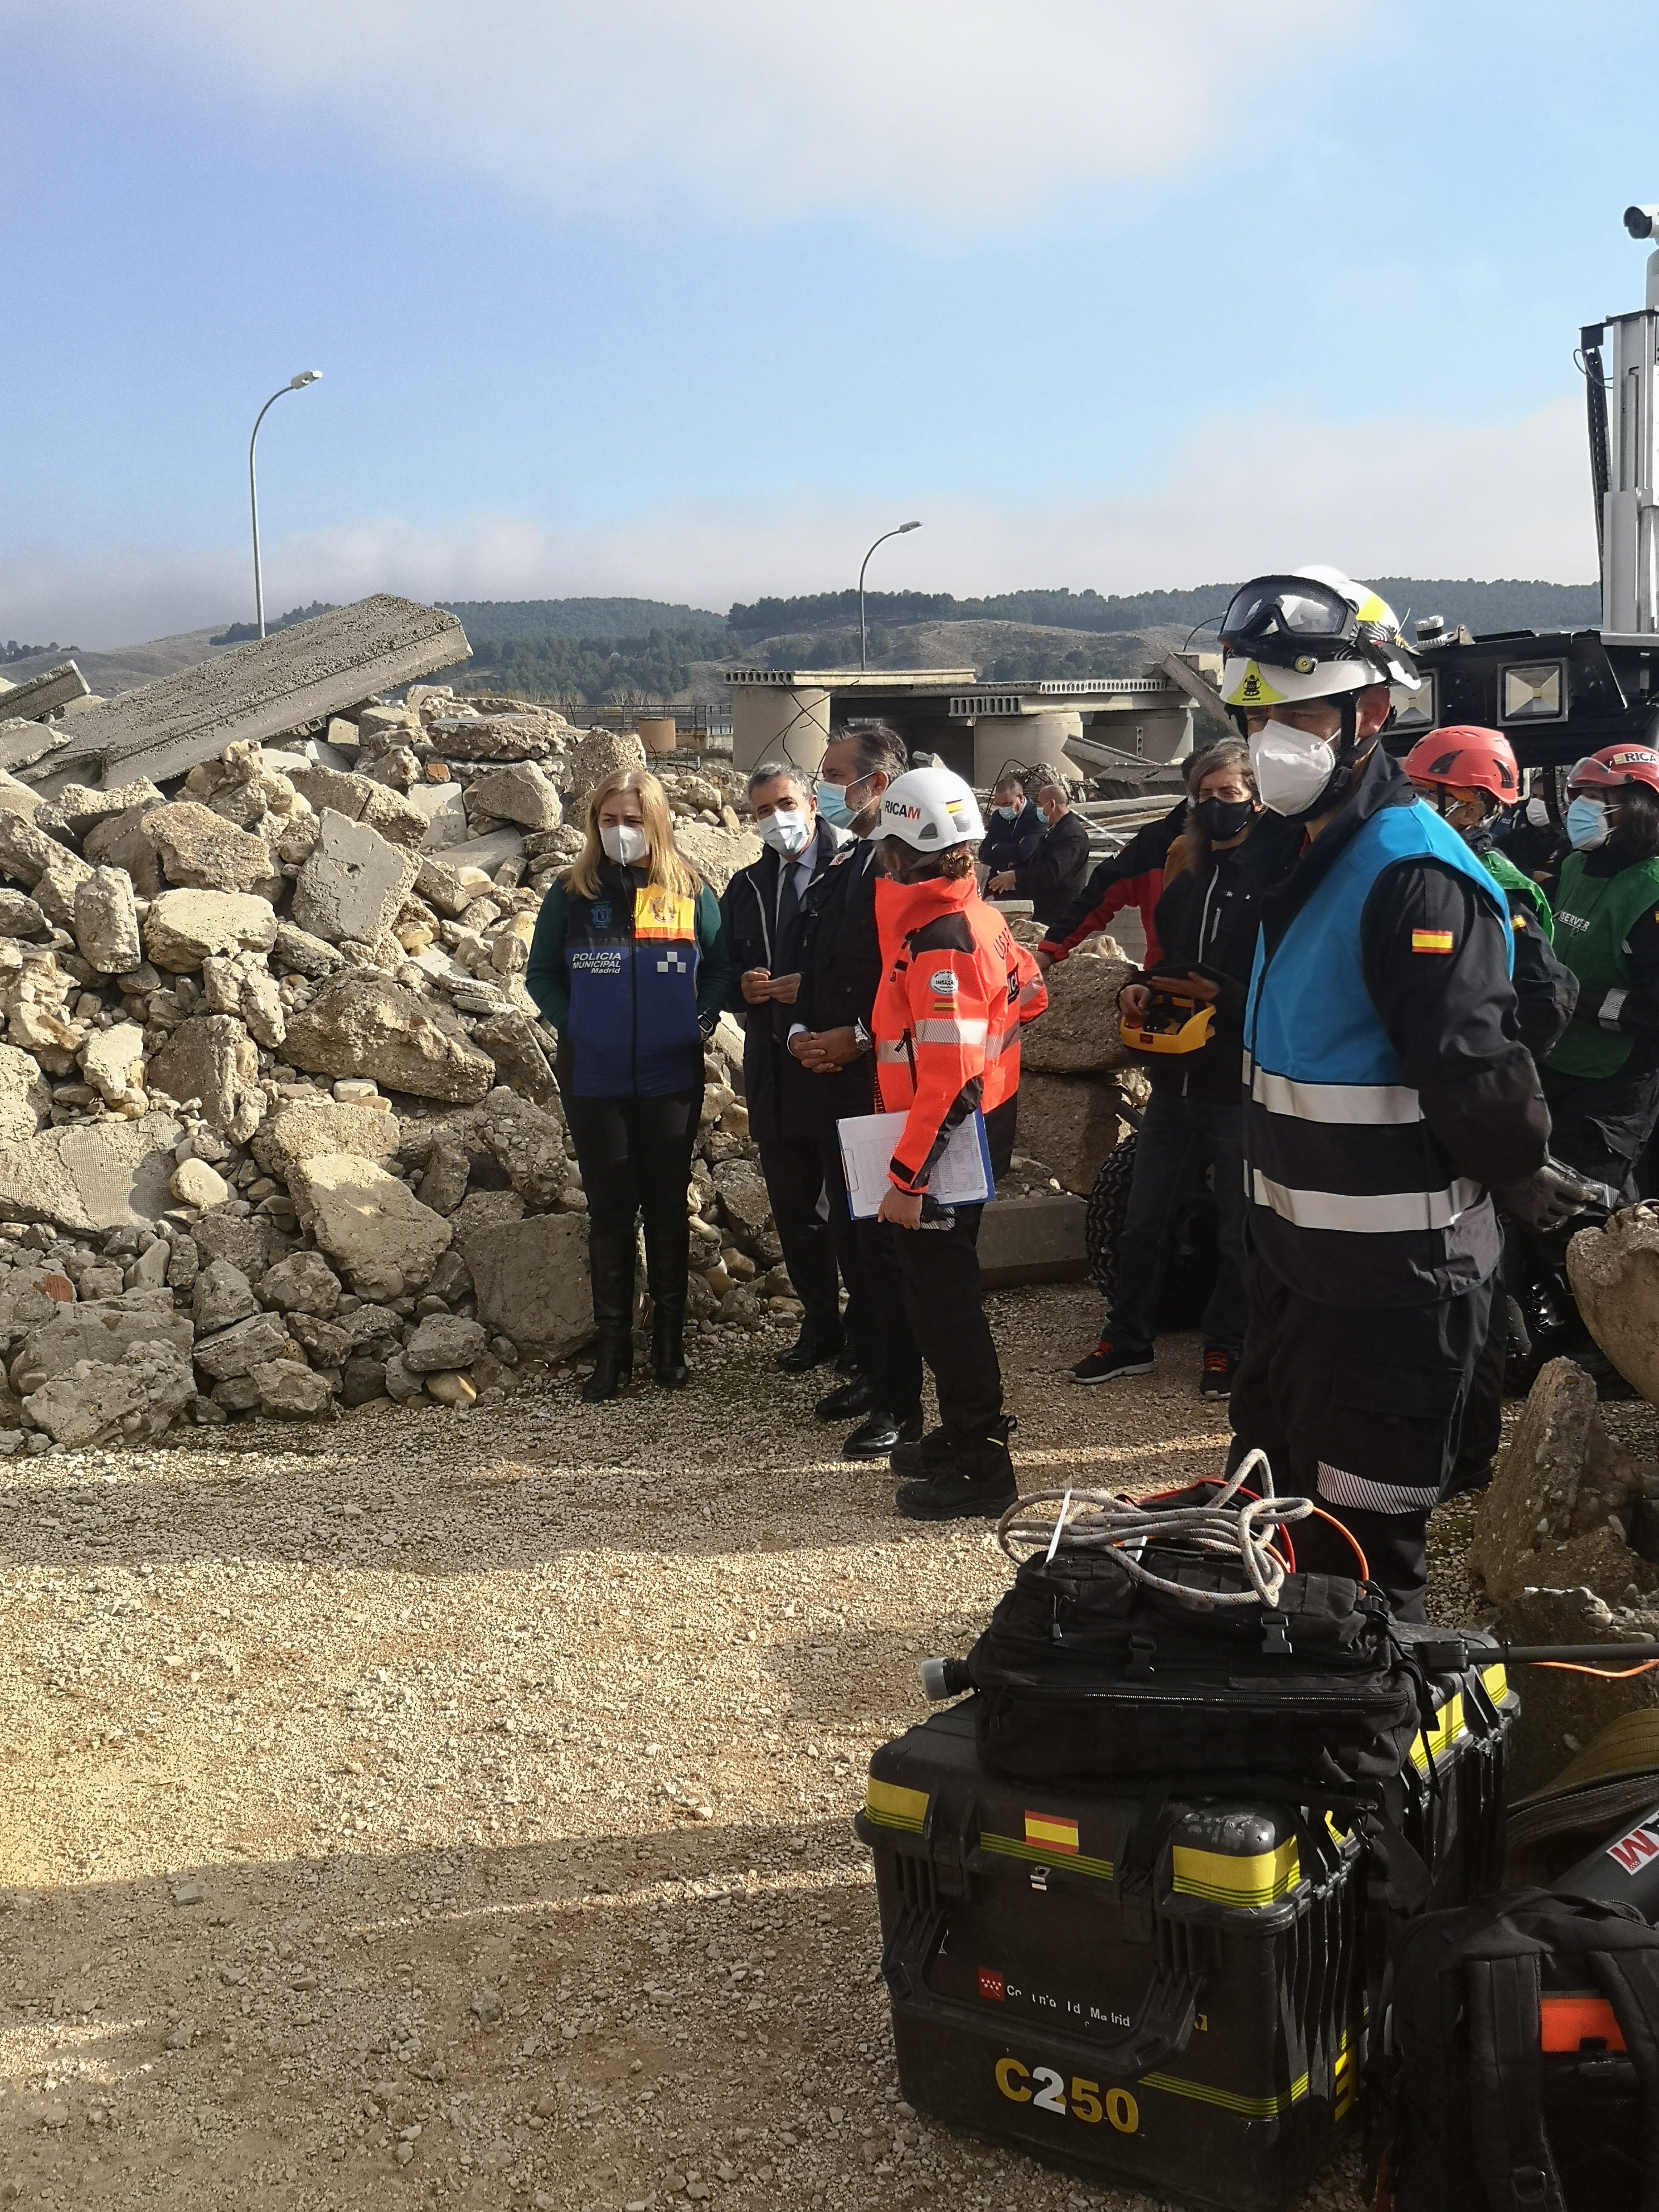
[1626,206,1659,241]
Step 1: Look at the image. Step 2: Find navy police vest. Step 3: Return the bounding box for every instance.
[1243,800,1512,1306]
[564,871,702,1098]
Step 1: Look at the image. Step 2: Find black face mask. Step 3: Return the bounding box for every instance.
[1193,794,1257,841]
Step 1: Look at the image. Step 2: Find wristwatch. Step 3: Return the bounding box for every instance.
[853,1017,873,1054]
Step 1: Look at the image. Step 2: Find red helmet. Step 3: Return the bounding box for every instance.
[1403,726,1520,803]
[1567,744,1659,797]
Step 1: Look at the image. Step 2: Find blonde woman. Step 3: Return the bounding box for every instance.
[526,767,734,1400]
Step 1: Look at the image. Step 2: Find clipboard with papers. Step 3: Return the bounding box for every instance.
[836,1108,995,1220]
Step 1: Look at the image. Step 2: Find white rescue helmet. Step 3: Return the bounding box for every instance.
[1219,564,1420,710]
[877,765,986,850]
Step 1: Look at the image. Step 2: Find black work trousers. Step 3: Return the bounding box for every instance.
[865,1201,1003,1439]
[756,1134,842,1342]
[1226,1251,1493,1621]
[816,1115,918,1393]
[562,1088,702,1315]
[1541,1061,1659,1193]
[861,1097,1017,1442]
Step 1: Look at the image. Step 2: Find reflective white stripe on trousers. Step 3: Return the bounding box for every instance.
[1251,1170,1485,1234]
[1250,1068,1424,1124]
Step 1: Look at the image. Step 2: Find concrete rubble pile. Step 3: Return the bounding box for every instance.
[0,676,789,1455]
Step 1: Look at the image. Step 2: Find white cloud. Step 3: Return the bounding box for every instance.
[37,0,1350,225]
[2,400,1597,649]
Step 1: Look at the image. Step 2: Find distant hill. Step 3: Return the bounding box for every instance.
[439,596,731,643]
[726,579,1604,644]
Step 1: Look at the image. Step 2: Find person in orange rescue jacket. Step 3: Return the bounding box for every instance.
[864,766,1047,1521]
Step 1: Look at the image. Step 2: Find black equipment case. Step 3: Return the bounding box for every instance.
[858,1651,1519,2212]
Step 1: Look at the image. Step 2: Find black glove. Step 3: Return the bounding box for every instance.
[1495,1157,1604,1234]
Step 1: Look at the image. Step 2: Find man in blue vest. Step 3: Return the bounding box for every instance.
[1219,567,1592,1617]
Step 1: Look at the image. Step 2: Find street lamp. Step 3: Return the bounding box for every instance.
[249,371,323,639]
[858,519,921,670]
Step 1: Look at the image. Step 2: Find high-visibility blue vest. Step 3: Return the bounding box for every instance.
[1243,799,1512,1306]
[564,873,702,1098]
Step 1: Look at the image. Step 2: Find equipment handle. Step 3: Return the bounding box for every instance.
[1079,1966,1202,2076]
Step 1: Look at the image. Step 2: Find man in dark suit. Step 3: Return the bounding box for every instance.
[987,777,1092,930]
[721,763,852,1371]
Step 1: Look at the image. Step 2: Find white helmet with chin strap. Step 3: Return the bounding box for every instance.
[877,766,986,850]
[1218,565,1420,710]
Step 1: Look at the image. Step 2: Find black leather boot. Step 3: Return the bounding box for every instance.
[652,1303,688,1389]
[581,1229,636,1403]
[644,1218,690,1389]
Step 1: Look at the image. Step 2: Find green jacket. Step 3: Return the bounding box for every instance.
[1544,849,1659,1080]
[1481,846,1554,940]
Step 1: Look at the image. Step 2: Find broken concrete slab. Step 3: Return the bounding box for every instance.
[280,758,428,850]
[290,808,418,945]
[139,800,284,900]
[0,721,71,775]
[404,782,469,850]
[439,826,527,877]
[0,1112,180,1232]
[0,662,90,724]
[20,596,469,791]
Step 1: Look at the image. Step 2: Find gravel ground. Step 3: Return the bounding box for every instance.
[2,1282,1445,2212]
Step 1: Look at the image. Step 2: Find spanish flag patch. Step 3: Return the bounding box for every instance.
[1023,1810,1079,1855]
[1411,929,1454,954]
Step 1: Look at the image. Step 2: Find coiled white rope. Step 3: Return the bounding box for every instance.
[996,1448,1314,1608]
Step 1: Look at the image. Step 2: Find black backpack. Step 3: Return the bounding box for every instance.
[1383,1890,1659,2212]
[965,1537,1424,1797]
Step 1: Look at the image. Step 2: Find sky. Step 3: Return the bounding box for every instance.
[0,0,1651,646]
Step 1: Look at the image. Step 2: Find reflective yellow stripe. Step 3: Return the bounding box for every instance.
[1140,2069,1310,2118]
[1171,1840,1301,1907]
[979,1832,1115,1881]
[1482,1662,1510,1704]
[865,1779,929,1833]
[1411,1690,1465,1773]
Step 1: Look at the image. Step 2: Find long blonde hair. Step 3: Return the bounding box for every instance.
[564,766,700,901]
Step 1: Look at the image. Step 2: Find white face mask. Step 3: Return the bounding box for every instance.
[758,808,812,857]
[600,822,649,866]
[1248,719,1338,817]
[1525,795,1551,828]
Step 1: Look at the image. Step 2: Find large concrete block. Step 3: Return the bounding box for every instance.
[1019,949,1137,1076]
[290,809,419,945]
[1568,1205,1659,1406]
[282,972,496,1103]
[460,1211,594,1357]
[146,1014,263,1141]
[23,596,469,790]
[1014,1073,1131,1196]
[143,888,278,972]
[10,1291,192,1396]
[976,1191,1089,1288]
[280,759,428,850]
[139,800,283,900]
[284,1151,452,1301]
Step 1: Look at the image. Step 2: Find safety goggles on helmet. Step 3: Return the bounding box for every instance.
[1219,575,1362,662]
[1217,565,1419,710]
